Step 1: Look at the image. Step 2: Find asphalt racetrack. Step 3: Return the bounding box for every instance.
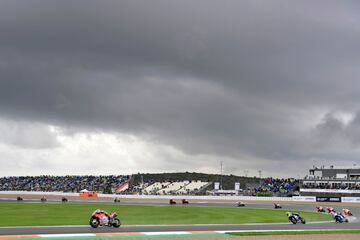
[1,197,360,236]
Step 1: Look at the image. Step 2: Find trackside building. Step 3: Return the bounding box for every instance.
[301,165,360,198]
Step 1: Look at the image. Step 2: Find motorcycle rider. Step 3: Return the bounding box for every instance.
[93,209,111,222]
[326,207,335,213]
[331,211,348,223]
[90,210,120,228]
[287,212,300,218]
[316,206,324,212]
[286,212,305,224]
[342,208,352,216]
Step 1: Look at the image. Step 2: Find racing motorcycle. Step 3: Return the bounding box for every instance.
[89,210,121,228]
[342,209,353,216]
[332,212,349,223]
[274,203,282,209]
[316,206,325,213]
[236,201,245,207]
[287,212,306,224]
[326,207,335,214]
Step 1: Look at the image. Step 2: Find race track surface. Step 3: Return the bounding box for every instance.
[1,222,360,235]
[1,197,360,236]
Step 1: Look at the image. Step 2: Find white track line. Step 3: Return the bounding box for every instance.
[216,229,351,234]
[0,221,333,229]
[143,231,191,235]
[39,233,96,238]
[1,230,356,239]
[0,225,88,229]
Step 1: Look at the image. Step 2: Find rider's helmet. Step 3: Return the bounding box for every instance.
[286,212,292,217]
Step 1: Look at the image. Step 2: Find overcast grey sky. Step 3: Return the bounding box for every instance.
[1,0,360,177]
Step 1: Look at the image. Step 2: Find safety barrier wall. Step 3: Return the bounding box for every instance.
[292,196,316,202]
[99,194,295,202]
[341,197,360,203]
[0,191,316,202]
[0,191,79,197]
[316,197,341,203]
[0,191,296,202]
[300,188,360,194]
[9,191,360,203]
[295,196,360,203]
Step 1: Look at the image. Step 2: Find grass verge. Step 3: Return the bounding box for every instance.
[227,230,360,236]
[0,202,332,226]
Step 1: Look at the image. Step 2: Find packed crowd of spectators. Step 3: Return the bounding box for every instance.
[0,175,130,193]
[0,173,303,196]
[255,178,298,196]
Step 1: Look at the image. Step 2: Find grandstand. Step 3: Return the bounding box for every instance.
[131,172,261,194]
[138,180,209,195]
[0,172,264,196]
[142,182,170,195]
[177,181,210,195]
[301,165,360,197]
[5,167,360,199]
[159,181,187,195]
[142,180,211,195]
[0,175,130,194]
[255,178,299,197]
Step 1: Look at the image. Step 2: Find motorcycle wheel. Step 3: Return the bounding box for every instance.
[301,219,306,224]
[90,218,100,228]
[112,218,121,228]
[290,217,297,224]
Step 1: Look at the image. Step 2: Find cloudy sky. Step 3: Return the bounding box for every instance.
[1,0,360,177]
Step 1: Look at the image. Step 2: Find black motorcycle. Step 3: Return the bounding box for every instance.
[288,213,306,224]
[274,203,282,209]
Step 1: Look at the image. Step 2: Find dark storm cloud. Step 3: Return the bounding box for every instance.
[1,0,360,175]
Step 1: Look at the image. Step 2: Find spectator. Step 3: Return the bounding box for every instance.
[254,178,298,196]
[0,175,130,194]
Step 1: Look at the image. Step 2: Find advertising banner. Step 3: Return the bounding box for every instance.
[292,196,316,202]
[316,196,341,202]
[300,188,360,194]
[341,197,360,203]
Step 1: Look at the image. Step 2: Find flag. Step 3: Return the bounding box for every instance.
[115,181,129,193]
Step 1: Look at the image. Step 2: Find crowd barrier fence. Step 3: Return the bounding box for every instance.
[5,191,360,203]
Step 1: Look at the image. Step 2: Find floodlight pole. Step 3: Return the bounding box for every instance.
[220,161,223,190]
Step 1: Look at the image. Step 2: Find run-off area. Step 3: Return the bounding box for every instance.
[0,202,331,226]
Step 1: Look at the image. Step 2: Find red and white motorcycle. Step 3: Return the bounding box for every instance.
[89,210,121,228]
